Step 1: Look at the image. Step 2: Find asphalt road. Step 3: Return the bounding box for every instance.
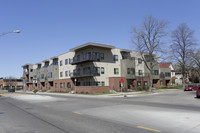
[0,90,200,133]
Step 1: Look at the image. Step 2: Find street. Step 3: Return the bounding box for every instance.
[0,91,200,133]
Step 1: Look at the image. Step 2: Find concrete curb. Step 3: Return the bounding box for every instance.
[15,89,182,98]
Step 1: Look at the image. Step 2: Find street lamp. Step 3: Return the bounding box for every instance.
[0,30,20,37]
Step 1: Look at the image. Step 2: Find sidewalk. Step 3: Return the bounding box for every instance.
[15,88,183,98]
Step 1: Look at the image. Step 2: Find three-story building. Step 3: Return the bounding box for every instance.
[22,42,171,93]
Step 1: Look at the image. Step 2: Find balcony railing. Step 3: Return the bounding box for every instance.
[135,72,149,78]
[50,63,58,66]
[71,55,99,65]
[23,71,29,75]
[70,71,100,78]
[43,65,49,68]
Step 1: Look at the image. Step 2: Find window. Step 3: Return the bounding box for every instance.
[145,55,153,62]
[55,83,58,88]
[65,71,68,77]
[77,68,81,75]
[130,68,135,75]
[73,69,77,75]
[137,81,141,87]
[144,81,148,86]
[127,68,130,74]
[138,70,143,75]
[69,70,71,76]
[101,81,105,86]
[40,74,44,79]
[83,67,90,75]
[60,60,63,66]
[153,70,159,75]
[60,72,63,77]
[165,72,171,77]
[114,68,119,74]
[77,55,80,61]
[100,53,104,60]
[160,81,163,85]
[48,72,52,78]
[138,58,142,64]
[60,83,63,88]
[160,72,165,78]
[94,67,100,75]
[101,67,104,74]
[96,52,100,60]
[30,69,33,72]
[65,59,68,65]
[127,68,135,75]
[113,55,118,61]
[69,58,71,64]
[97,82,101,86]
[93,82,97,86]
[67,82,71,88]
[97,67,100,74]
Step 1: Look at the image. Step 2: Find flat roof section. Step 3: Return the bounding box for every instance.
[50,56,58,60]
[21,64,33,68]
[70,42,115,52]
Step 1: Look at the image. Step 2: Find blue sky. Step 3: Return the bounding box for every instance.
[0,0,200,78]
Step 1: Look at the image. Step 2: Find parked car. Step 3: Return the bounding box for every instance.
[8,88,15,92]
[196,87,200,98]
[184,85,198,91]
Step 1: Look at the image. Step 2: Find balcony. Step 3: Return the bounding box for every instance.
[50,62,58,66]
[71,55,99,65]
[36,67,41,70]
[70,71,100,78]
[47,77,53,81]
[43,65,49,68]
[160,73,171,79]
[23,71,29,75]
[135,72,149,78]
[39,78,45,82]
[48,64,58,72]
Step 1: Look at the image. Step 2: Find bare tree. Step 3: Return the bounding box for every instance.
[131,15,168,91]
[170,23,196,88]
[191,49,200,82]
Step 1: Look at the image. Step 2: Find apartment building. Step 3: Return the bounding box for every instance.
[22,42,171,93]
[159,63,174,86]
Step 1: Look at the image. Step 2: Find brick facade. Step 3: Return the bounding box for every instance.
[76,86,111,94]
[109,77,126,91]
[53,78,74,92]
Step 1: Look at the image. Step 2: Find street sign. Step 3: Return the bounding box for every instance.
[120,78,124,83]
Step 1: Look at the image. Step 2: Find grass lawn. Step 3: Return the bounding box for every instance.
[160,85,183,89]
[89,92,116,95]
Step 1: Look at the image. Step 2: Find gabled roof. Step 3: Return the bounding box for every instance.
[159,62,172,68]
[172,76,177,79]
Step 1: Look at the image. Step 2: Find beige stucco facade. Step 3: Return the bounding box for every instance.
[22,42,171,93]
